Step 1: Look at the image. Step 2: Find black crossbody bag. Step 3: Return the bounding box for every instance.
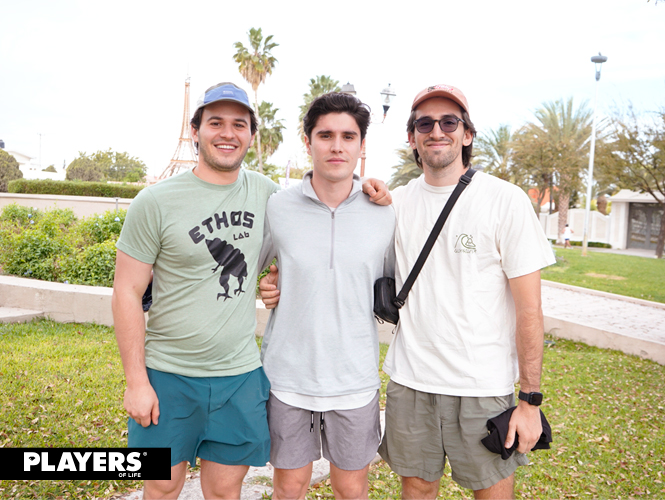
[373,168,477,325]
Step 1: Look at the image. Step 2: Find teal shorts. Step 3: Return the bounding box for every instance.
[128,367,271,467]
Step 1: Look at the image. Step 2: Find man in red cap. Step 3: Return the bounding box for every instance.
[378,85,555,499]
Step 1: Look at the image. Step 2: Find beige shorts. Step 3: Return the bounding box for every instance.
[378,380,528,490]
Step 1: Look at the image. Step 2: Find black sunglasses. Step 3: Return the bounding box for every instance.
[413,116,465,134]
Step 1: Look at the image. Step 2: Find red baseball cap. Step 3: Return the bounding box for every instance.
[411,84,469,113]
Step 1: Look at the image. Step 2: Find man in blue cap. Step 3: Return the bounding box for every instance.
[112,82,390,499]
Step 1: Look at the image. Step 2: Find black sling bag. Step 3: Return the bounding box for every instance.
[373,168,477,325]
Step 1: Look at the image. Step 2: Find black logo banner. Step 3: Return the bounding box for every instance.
[0,448,170,480]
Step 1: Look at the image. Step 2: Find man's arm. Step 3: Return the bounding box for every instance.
[362,178,392,205]
[505,269,544,453]
[259,265,280,309]
[111,249,159,428]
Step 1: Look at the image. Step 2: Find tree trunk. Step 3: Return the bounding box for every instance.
[656,202,665,259]
[254,91,264,175]
[557,190,570,244]
[597,194,608,215]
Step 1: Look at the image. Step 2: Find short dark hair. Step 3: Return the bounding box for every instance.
[406,106,477,169]
[190,103,258,152]
[303,93,371,142]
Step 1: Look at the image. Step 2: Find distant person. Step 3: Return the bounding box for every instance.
[378,84,556,499]
[563,224,574,248]
[112,82,390,499]
[258,92,395,500]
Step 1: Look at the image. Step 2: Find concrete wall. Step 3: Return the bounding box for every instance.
[0,275,114,326]
[609,200,629,249]
[539,208,611,244]
[544,316,665,365]
[3,276,663,364]
[0,275,398,343]
[0,193,133,218]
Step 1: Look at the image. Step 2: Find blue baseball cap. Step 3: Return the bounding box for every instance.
[194,82,253,114]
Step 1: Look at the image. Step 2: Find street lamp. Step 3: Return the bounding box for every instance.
[380,84,396,123]
[341,82,397,177]
[582,52,608,256]
[340,82,356,95]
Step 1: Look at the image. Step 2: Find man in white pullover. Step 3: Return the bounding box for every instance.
[258,92,395,499]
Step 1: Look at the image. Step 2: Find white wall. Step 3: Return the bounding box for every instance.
[0,193,132,218]
[539,208,611,244]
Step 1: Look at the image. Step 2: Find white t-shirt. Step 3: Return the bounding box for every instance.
[383,172,556,397]
[563,227,573,239]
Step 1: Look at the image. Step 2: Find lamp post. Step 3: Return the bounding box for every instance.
[341,82,396,177]
[582,52,608,256]
[380,84,396,123]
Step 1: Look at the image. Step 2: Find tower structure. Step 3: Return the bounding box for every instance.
[159,78,197,179]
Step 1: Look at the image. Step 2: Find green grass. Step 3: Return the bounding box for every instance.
[2,321,664,499]
[0,321,138,499]
[308,336,665,499]
[543,247,665,303]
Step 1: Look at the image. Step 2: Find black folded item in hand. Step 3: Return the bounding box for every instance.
[481,406,552,460]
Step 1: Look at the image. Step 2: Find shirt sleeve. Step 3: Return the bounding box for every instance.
[116,189,162,264]
[258,205,276,271]
[383,211,396,279]
[498,187,556,279]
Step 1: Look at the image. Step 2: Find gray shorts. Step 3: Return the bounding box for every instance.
[378,381,528,491]
[267,391,381,471]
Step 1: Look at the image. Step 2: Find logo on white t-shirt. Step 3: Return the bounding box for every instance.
[454,234,476,254]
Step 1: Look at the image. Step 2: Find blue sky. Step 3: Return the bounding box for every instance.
[1,0,664,181]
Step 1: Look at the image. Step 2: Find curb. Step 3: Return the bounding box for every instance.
[542,279,665,310]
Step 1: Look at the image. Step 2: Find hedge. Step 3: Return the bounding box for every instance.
[548,238,612,248]
[7,179,144,199]
[0,204,125,287]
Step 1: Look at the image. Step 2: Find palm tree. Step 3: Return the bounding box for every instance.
[474,125,523,184]
[251,101,285,162]
[233,27,279,174]
[298,75,340,144]
[243,101,285,182]
[388,147,421,189]
[513,98,594,241]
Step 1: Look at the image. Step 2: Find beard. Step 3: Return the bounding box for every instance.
[198,142,249,173]
[418,140,462,170]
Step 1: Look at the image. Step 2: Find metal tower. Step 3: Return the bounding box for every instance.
[159,78,197,179]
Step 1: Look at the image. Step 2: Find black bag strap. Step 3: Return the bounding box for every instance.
[394,168,477,308]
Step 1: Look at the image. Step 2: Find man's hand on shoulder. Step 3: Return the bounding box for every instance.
[124,382,160,428]
[505,400,542,453]
[259,264,280,309]
[362,178,392,206]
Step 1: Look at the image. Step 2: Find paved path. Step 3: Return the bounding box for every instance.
[542,281,665,346]
[118,280,665,500]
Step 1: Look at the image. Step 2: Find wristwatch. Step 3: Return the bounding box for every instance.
[518,390,543,406]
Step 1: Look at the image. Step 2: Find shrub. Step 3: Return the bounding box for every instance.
[33,208,78,239]
[0,230,71,281]
[0,204,122,286]
[75,210,126,246]
[569,240,612,248]
[0,204,43,227]
[61,239,117,287]
[7,179,144,198]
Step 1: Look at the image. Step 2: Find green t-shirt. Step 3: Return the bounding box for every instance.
[116,169,279,377]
